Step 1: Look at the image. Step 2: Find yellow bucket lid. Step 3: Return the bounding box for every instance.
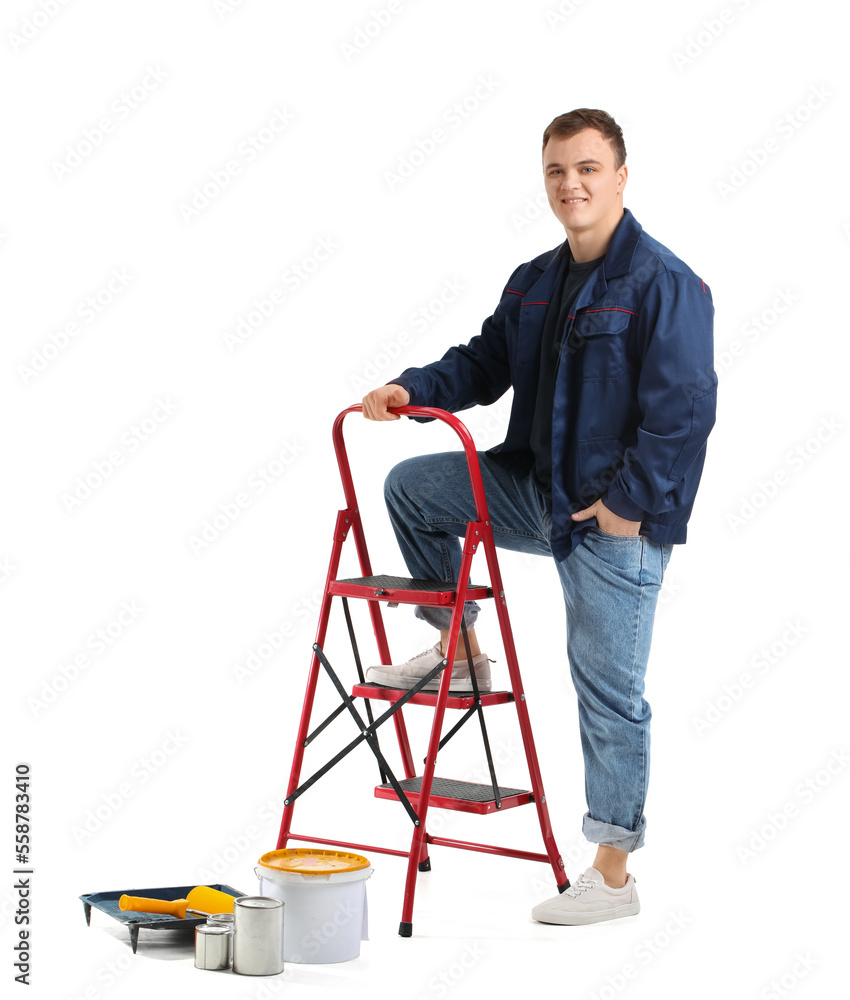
[258,848,370,875]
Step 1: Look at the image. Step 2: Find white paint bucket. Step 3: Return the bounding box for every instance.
[254,849,373,964]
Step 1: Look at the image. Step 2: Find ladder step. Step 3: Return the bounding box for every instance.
[375,776,533,814]
[330,574,492,605]
[353,682,513,710]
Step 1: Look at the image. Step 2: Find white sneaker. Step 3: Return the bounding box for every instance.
[365,642,492,693]
[531,867,640,925]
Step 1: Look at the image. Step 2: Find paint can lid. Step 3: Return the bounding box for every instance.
[257,847,370,875]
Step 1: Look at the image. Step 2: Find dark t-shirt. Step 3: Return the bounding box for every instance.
[530,246,606,496]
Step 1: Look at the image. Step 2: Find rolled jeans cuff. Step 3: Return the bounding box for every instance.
[414,600,480,632]
[582,811,646,853]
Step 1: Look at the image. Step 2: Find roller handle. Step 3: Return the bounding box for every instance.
[119,894,189,918]
[118,885,236,918]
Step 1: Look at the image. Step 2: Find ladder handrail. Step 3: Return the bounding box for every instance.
[332,405,491,524]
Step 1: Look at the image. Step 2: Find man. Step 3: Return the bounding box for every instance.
[360,109,716,925]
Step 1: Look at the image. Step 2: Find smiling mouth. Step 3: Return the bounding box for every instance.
[562,198,587,204]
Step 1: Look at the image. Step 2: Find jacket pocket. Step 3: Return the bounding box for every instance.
[564,308,632,382]
[576,436,628,504]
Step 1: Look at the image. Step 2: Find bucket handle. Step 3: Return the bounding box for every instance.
[254,865,373,882]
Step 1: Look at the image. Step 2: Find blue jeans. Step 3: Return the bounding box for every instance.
[384,450,672,852]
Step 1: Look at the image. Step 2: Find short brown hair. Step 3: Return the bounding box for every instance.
[542,109,626,170]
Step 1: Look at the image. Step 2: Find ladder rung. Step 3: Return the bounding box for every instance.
[330,575,492,605]
[375,776,532,814]
[352,683,513,710]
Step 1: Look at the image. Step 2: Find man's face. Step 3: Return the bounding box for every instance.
[542,128,627,235]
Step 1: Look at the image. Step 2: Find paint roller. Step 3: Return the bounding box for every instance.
[118,885,237,919]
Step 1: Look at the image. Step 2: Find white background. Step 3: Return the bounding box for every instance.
[3,0,847,997]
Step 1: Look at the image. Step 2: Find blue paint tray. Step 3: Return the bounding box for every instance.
[80,883,246,953]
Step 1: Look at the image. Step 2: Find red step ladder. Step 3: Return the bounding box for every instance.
[276,405,569,936]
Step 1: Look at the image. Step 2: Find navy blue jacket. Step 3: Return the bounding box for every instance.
[391,208,717,561]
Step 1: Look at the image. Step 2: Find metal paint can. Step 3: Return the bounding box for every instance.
[207,913,235,929]
[194,923,233,971]
[232,896,284,976]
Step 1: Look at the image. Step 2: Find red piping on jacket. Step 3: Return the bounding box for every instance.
[566,306,639,320]
[507,290,551,305]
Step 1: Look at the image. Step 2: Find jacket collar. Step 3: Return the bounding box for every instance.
[523,207,643,312]
[597,206,643,279]
[531,207,642,277]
